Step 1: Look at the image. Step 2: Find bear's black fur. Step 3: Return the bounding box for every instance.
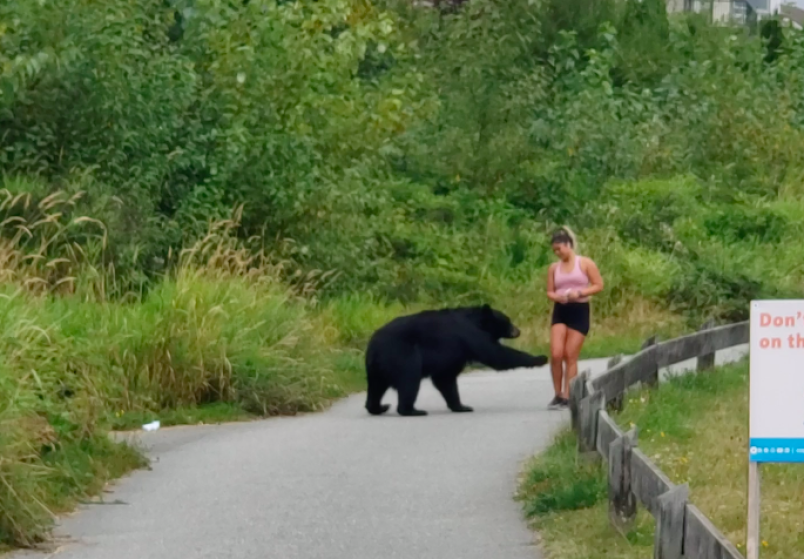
[364,304,548,417]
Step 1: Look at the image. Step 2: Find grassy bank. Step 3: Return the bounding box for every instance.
[0,244,354,546]
[517,359,804,559]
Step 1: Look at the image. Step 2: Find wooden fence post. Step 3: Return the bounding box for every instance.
[684,504,745,559]
[578,390,605,460]
[563,320,752,557]
[608,427,638,536]
[654,484,689,559]
[697,319,716,371]
[607,354,624,412]
[569,369,589,433]
[642,335,659,388]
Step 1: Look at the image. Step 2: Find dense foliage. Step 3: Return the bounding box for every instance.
[2,0,803,319]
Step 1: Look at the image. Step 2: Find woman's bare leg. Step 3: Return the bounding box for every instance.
[550,324,567,397]
[562,328,586,400]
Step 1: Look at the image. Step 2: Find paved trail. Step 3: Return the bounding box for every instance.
[13,345,747,559]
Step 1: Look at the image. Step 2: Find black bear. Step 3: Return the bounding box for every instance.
[364,304,548,417]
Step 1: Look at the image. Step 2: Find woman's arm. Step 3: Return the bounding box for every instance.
[546,263,567,304]
[578,257,604,298]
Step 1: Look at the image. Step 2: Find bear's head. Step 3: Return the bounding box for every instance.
[476,304,521,340]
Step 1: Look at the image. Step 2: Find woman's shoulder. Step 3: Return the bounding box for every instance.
[578,255,598,271]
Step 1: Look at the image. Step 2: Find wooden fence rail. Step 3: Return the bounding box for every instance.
[568,320,749,559]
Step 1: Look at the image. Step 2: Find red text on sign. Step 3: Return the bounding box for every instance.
[760,337,783,349]
[760,313,800,327]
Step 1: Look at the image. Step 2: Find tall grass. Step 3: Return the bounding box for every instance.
[0,195,366,547]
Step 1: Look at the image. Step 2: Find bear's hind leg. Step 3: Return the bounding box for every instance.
[397,378,427,416]
[432,375,473,413]
[396,350,427,416]
[366,376,390,415]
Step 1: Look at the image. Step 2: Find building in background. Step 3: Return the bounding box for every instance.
[779,3,804,28]
[667,0,783,25]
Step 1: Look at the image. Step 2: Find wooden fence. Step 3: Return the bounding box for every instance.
[568,320,749,559]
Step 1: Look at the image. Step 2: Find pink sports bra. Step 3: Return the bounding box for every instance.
[554,256,590,303]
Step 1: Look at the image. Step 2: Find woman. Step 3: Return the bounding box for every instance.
[545,227,604,410]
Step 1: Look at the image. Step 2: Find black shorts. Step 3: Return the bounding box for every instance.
[551,302,590,336]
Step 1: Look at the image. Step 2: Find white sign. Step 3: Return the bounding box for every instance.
[750,300,804,463]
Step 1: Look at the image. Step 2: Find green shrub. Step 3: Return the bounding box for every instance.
[519,430,607,517]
